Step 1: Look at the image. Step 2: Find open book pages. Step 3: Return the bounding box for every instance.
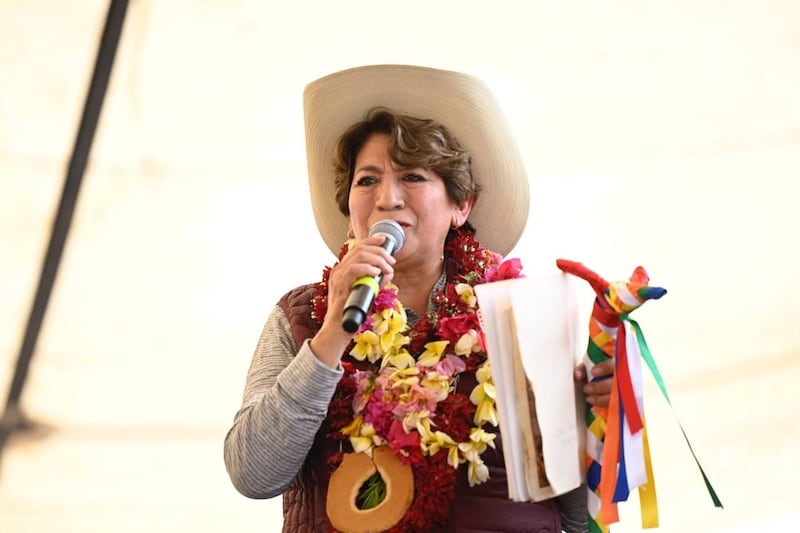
[474,273,585,502]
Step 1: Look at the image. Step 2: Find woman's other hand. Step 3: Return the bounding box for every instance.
[573,359,615,407]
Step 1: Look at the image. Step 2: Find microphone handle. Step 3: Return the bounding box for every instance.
[342,274,383,333]
[340,232,398,333]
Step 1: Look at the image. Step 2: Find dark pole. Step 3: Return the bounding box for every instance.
[0,0,129,457]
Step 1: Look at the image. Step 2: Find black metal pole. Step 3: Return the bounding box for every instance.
[0,0,129,456]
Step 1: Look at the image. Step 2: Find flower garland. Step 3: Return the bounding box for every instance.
[311,228,524,531]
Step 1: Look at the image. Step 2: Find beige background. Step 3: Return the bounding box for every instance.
[2,1,799,531]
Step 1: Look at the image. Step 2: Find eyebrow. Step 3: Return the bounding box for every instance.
[354,164,430,176]
[354,164,383,175]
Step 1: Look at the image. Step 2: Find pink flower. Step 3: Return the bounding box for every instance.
[373,286,399,312]
[374,371,394,391]
[435,354,467,377]
[392,384,439,415]
[363,391,395,436]
[359,314,375,332]
[353,369,373,391]
[387,419,420,455]
[351,369,375,412]
[436,312,481,344]
[485,257,524,282]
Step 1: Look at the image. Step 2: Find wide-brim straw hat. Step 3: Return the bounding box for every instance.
[303,64,529,257]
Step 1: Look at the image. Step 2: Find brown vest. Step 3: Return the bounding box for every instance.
[277,285,561,533]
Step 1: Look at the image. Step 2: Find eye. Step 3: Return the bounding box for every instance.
[354,175,377,187]
[402,172,427,183]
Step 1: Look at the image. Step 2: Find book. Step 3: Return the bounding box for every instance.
[474,273,585,502]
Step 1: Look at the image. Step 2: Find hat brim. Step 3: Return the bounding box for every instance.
[303,64,529,257]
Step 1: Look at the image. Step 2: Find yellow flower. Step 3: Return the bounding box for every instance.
[454,329,481,356]
[374,306,409,353]
[473,395,498,426]
[469,362,498,426]
[420,371,451,401]
[467,458,490,486]
[417,340,449,367]
[458,428,496,486]
[381,349,415,371]
[408,410,458,458]
[389,366,420,389]
[341,416,381,453]
[351,422,378,453]
[447,445,462,468]
[468,427,497,450]
[350,330,380,363]
[476,361,493,384]
[340,415,380,452]
[340,415,363,437]
[455,283,477,308]
[391,332,411,352]
[402,410,431,435]
[423,430,457,456]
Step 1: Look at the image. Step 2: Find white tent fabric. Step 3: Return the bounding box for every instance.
[1,1,799,531]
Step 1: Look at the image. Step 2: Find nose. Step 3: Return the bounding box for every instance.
[375,176,404,211]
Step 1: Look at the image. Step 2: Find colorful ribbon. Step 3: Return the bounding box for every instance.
[626,317,724,511]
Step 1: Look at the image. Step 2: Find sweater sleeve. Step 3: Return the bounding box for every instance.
[557,484,589,533]
[223,305,343,499]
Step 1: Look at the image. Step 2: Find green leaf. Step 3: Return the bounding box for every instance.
[356,471,387,510]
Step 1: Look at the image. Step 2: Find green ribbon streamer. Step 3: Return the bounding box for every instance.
[622,315,724,509]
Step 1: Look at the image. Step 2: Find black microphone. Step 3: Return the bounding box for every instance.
[341,219,405,333]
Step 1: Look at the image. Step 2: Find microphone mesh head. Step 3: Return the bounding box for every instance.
[369,219,405,252]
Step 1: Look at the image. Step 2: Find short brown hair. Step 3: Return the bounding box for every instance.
[333,107,480,216]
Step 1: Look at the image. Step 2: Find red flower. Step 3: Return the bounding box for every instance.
[434,394,475,443]
[407,316,433,354]
[436,312,481,344]
[388,455,457,532]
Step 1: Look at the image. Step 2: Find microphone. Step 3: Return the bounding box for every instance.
[341,219,405,333]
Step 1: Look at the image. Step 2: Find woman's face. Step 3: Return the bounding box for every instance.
[348,133,472,265]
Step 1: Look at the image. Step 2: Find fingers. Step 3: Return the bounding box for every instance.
[583,379,612,407]
[573,358,615,382]
[576,359,616,407]
[345,235,396,276]
[573,364,586,382]
[591,359,615,378]
[336,237,395,281]
[585,394,609,407]
[324,236,396,320]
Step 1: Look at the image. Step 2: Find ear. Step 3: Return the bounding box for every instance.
[629,265,650,284]
[451,195,475,228]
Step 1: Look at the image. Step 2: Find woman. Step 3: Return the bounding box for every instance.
[224,65,613,532]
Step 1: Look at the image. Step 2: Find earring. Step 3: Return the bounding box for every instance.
[346,228,355,239]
